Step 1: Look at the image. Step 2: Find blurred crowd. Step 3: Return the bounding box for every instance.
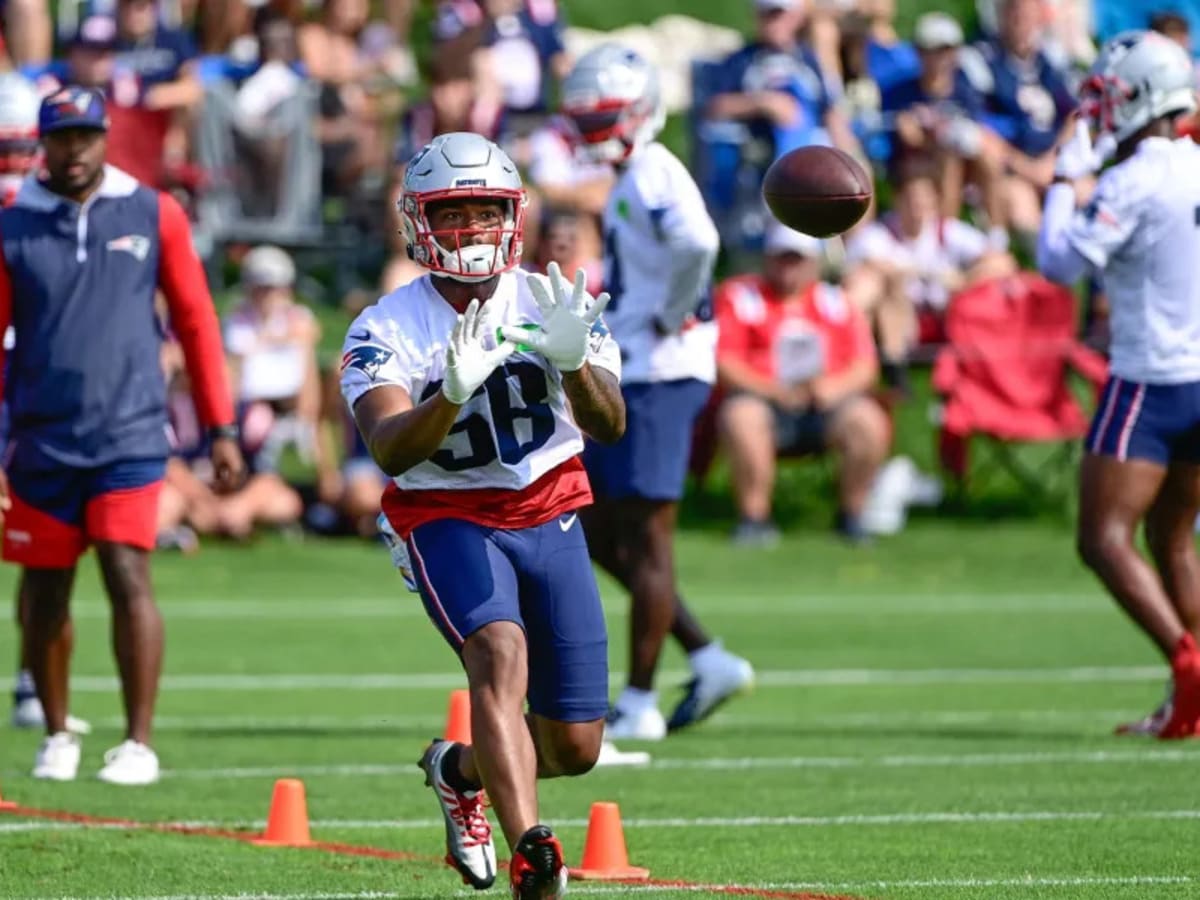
[0,0,1189,549]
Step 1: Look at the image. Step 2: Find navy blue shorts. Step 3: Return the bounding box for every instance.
[583,378,711,501]
[406,513,608,723]
[1087,377,1200,464]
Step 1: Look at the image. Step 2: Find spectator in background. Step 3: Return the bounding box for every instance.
[860,0,920,91]
[222,244,323,478]
[4,0,51,67]
[845,158,1015,387]
[529,210,604,297]
[705,0,861,250]
[715,223,888,545]
[882,13,1007,245]
[470,0,570,142]
[960,0,1075,242]
[839,16,891,165]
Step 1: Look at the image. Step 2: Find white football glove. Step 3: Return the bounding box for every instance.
[1054,119,1115,180]
[500,262,610,373]
[442,298,516,405]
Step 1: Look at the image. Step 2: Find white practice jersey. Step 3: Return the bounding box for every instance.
[340,270,621,492]
[603,142,720,385]
[1067,137,1200,384]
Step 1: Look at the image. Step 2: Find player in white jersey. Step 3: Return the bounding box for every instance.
[1038,30,1200,739]
[0,71,92,735]
[562,44,755,743]
[341,132,624,898]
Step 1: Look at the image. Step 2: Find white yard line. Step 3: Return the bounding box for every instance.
[122,747,1200,780]
[8,809,1200,834]
[64,664,1168,693]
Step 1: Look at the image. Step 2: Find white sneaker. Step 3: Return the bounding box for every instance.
[97,740,159,786]
[32,731,81,781]
[11,697,92,734]
[418,739,496,889]
[667,649,755,732]
[604,704,667,741]
[595,740,652,767]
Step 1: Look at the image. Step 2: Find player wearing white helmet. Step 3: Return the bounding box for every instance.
[1038,30,1200,739]
[0,71,92,737]
[341,132,624,899]
[562,44,755,743]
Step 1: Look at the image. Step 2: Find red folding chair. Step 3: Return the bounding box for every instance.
[932,272,1108,497]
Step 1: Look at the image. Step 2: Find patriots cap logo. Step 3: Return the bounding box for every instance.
[341,344,394,381]
[39,86,109,136]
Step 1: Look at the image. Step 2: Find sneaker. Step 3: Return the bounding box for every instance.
[418,739,496,889]
[731,518,781,548]
[32,731,81,781]
[97,740,160,785]
[11,697,92,734]
[594,740,651,767]
[604,704,666,741]
[1158,635,1200,740]
[1115,682,1172,736]
[667,650,756,733]
[509,824,567,900]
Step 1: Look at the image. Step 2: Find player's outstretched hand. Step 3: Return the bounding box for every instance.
[1054,119,1113,181]
[211,438,247,495]
[502,262,610,373]
[443,298,517,405]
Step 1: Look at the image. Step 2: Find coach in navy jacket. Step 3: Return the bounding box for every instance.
[0,86,243,786]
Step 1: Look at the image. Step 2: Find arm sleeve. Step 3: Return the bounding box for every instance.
[157,192,235,428]
[1036,182,1091,285]
[652,156,721,332]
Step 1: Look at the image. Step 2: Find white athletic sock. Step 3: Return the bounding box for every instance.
[615,686,658,714]
[689,640,733,676]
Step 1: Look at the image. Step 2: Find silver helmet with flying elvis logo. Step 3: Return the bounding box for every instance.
[561,42,665,165]
[1080,30,1197,143]
[398,131,528,283]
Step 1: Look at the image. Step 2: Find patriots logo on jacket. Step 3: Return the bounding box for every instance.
[106,234,151,261]
[342,344,394,381]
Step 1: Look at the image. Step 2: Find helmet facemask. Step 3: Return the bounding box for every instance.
[400,186,528,283]
[565,94,662,165]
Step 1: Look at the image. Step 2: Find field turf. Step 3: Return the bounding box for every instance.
[1,519,1197,900]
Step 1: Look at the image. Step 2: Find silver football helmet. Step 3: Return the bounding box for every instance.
[398,131,528,283]
[1080,30,1197,143]
[561,42,665,165]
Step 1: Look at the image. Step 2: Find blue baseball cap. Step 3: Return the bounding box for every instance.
[39,86,109,136]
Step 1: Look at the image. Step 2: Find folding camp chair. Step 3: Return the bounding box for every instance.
[932,272,1108,499]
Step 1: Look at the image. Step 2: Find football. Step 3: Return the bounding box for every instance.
[761,146,873,238]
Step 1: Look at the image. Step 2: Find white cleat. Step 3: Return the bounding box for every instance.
[418,739,497,890]
[668,649,756,732]
[32,731,81,781]
[11,697,92,734]
[603,704,667,741]
[97,740,160,786]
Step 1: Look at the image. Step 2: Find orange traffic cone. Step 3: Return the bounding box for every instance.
[252,778,312,847]
[0,781,16,810]
[444,689,472,745]
[568,801,650,880]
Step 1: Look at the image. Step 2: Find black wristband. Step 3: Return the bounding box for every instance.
[209,424,240,443]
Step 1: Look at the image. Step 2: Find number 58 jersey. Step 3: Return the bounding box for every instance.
[340,270,621,516]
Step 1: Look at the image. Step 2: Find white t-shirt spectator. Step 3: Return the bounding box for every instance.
[848,214,990,310]
[224,302,316,403]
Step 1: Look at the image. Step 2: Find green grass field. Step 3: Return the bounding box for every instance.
[2,520,1197,900]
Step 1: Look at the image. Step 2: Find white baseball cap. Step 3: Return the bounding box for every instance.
[242,244,296,288]
[914,12,964,50]
[764,222,822,258]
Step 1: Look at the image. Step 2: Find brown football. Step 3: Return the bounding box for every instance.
[761,146,873,238]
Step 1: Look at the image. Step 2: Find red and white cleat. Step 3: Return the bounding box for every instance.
[509,824,568,900]
[418,739,497,889]
[1158,635,1200,740]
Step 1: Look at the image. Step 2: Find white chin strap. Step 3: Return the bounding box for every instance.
[437,243,507,283]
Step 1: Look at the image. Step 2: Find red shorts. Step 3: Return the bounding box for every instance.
[2,458,165,568]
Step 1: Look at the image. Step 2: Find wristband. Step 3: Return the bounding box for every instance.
[209,424,240,443]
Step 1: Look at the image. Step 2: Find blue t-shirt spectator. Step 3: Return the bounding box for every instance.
[117,24,195,88]
[881,70,983,161]
[483,1,566,115]
[714,42,837,158]
[960,38,1074,156]
[868,39,921,93]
